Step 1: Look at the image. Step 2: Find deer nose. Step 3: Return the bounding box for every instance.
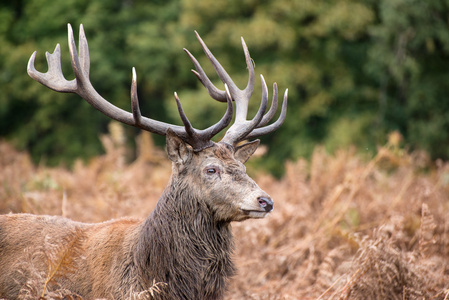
[258,196,273,212]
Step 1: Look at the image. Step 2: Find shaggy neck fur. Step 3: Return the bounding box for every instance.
[134,175,235,300]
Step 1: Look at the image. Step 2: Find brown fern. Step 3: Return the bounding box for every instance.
[419,203,437,258]
[316,246,350,291]
[127,280,168,300]
[333,231,430,300]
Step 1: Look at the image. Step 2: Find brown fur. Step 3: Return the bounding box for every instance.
[0,135,271,299]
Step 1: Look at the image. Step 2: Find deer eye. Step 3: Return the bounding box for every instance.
[204,166,219,175]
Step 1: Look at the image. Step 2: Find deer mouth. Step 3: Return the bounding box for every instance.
[241,209,270,219]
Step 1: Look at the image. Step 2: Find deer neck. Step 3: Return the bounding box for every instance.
[134,179,236,299]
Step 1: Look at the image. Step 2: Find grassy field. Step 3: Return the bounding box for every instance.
[1,129,448,299]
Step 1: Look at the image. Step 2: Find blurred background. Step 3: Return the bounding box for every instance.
[1,0,449,175]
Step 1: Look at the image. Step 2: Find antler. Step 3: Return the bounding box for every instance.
[184,31,288,146]
[27,24,233,152]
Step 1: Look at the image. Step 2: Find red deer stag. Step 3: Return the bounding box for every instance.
[0,24,287,299]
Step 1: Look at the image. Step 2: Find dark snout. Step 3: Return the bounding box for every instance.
[257,196,273,212]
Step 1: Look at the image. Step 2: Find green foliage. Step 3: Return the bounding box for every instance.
[367,0,449,159]
[1,0,449,173]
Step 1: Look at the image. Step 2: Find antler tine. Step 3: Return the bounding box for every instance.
[239,37,256,101]
[257,83,279,127]
[245,89,288,140]
[28,44,77,93]
[184,48,227,102]
[174,92,196,138]
[207,84,234,138]
[77,24,90,79]
[131,67,143,126]
[188,31,256,106]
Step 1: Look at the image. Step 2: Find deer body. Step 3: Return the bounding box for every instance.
[0,214,141,298]
[0,24,287,299]
[0,139,266,299]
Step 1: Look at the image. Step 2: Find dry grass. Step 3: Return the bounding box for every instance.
[1,128,448,299]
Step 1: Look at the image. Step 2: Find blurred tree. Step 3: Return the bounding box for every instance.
[366,0,449,159]
[0,0,181,165]
[1,0,449,175]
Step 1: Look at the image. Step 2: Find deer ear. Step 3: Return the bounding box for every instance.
[166,129,192,165]
[234,140,260,164]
